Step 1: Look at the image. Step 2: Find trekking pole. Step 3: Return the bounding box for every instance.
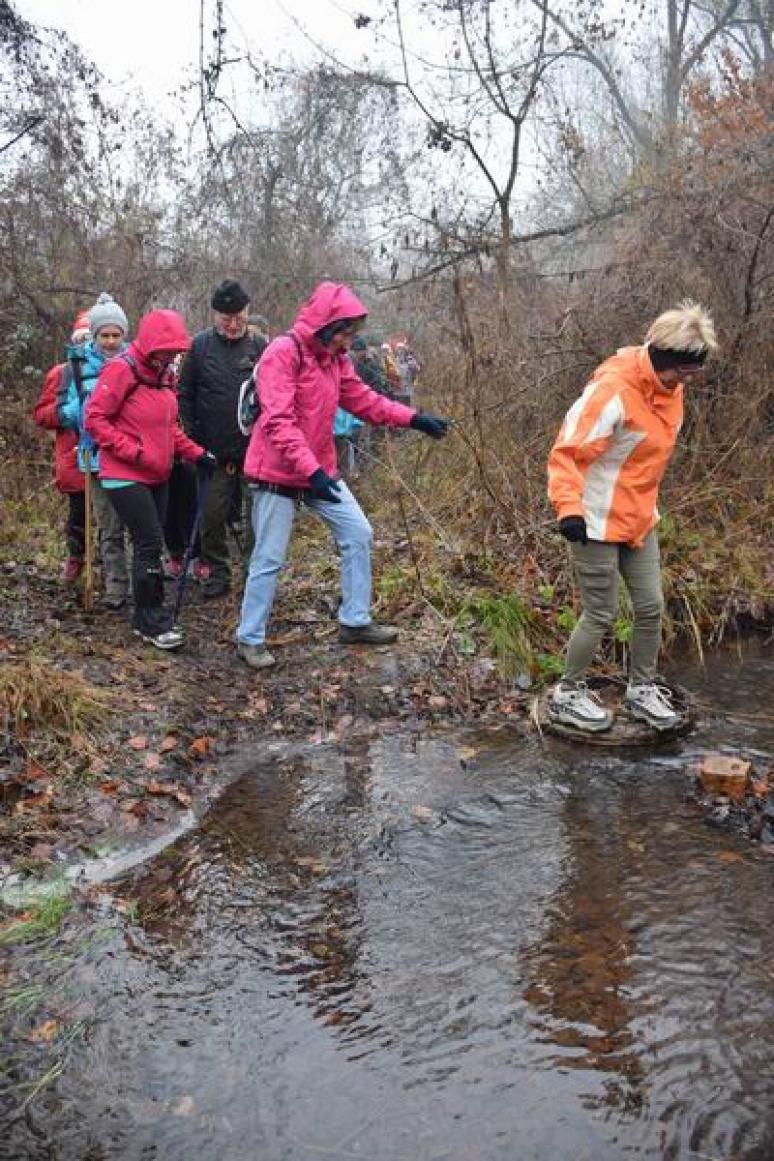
[82,450,94,612]
[172,470,213,624]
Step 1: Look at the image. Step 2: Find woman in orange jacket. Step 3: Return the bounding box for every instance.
[546,301,717,733]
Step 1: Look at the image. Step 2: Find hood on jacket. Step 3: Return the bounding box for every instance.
[293,282,368,344]
[133,310,192,361]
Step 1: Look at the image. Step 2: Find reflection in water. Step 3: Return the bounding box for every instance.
[5,647,774,1160]
[522,791,646,1111]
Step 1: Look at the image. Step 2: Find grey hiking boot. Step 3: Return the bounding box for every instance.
[339,622,399,646]
[237,642,276,670]
[624,683,681,731]
[549,681,613,733]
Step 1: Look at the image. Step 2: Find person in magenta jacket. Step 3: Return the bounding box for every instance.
[236,280,449,669]
[86,310,214,650]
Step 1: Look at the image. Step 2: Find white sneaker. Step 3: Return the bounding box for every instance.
[624,683,680,731]
[549,681,613,733]
[134,626,185,651]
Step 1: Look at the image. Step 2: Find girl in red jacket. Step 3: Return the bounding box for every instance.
[85,311,213,650]
[32,312,90,582]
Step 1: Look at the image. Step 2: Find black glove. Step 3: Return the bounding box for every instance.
[410,413,449,439]
[558,515,588,545]
[308,468,342,504]
[198,451,218,475]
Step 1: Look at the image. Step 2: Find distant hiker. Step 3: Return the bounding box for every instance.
[57,292,131,609]
[394,341,421,401]
[178,280,267,600]
[547,301,718,732]
[247,314,271,344]
[235,280,450,670]
[32,311,90,583]
[350,336,393,397]
[85,310,214,650]
[380,342,402,395]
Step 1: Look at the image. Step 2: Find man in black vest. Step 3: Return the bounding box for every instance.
[179,280,267,599]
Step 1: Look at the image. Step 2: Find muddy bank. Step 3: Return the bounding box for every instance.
[0,543,531,881]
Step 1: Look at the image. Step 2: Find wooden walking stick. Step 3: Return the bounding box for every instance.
[83,449,94,612]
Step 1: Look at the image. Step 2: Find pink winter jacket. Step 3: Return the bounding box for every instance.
[244,282,416,488]
[86,311,204,485]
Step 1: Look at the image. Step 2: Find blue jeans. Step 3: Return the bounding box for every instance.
[237,482,373,646]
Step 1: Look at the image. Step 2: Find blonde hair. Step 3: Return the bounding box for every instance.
[644,300,718,355]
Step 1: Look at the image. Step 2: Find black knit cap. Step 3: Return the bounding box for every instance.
[211,279,250,314]
[648,344,707,372]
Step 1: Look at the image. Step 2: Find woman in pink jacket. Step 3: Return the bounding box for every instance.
[236,281,449,669]
[86,310,213,650]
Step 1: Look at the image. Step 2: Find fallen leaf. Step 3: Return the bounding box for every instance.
[428,695,448,710]
[715,850,744,864]
[29,842,54,862]
[295,856,328,874]
[128,735,148,751]
[750,778,769,799]
[98,779,122,795]
[14,787,54,813]
[28,1019,59,1044]
[160,735,179,753]
[143,752,162,772]
[411,805,434,822]
[188,736,213,759]
[457,745,478,762]
[22,761,48,782]
[142,780,192,808]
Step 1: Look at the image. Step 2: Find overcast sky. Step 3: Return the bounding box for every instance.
[15,0,377,115]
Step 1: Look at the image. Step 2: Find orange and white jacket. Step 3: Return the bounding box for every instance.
[547,346,683,547]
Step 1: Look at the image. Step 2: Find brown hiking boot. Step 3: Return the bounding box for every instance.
[339,622,398,645]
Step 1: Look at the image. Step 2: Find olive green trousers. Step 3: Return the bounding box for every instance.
[564,530,664,686]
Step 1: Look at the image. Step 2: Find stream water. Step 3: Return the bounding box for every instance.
[4,644,773,1160]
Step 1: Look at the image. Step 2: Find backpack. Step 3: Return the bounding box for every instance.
[237,332,303,437]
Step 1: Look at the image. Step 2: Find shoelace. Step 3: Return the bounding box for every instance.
[632,684,675,711]
[566,681,605,706]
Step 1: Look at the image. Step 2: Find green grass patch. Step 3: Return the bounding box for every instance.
[0,889,73,946]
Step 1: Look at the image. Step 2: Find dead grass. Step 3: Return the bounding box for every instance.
[0,657,112,752]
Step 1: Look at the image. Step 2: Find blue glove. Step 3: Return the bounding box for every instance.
[308,468,341,503]
[410,413,449,439]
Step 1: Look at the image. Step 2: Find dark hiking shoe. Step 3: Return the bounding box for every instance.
[203,578,230,600]
[103,592,127,610]
[339,622,399,646]
[134,626,185,651]
[548,681,613,733]
[237,642,276,669]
